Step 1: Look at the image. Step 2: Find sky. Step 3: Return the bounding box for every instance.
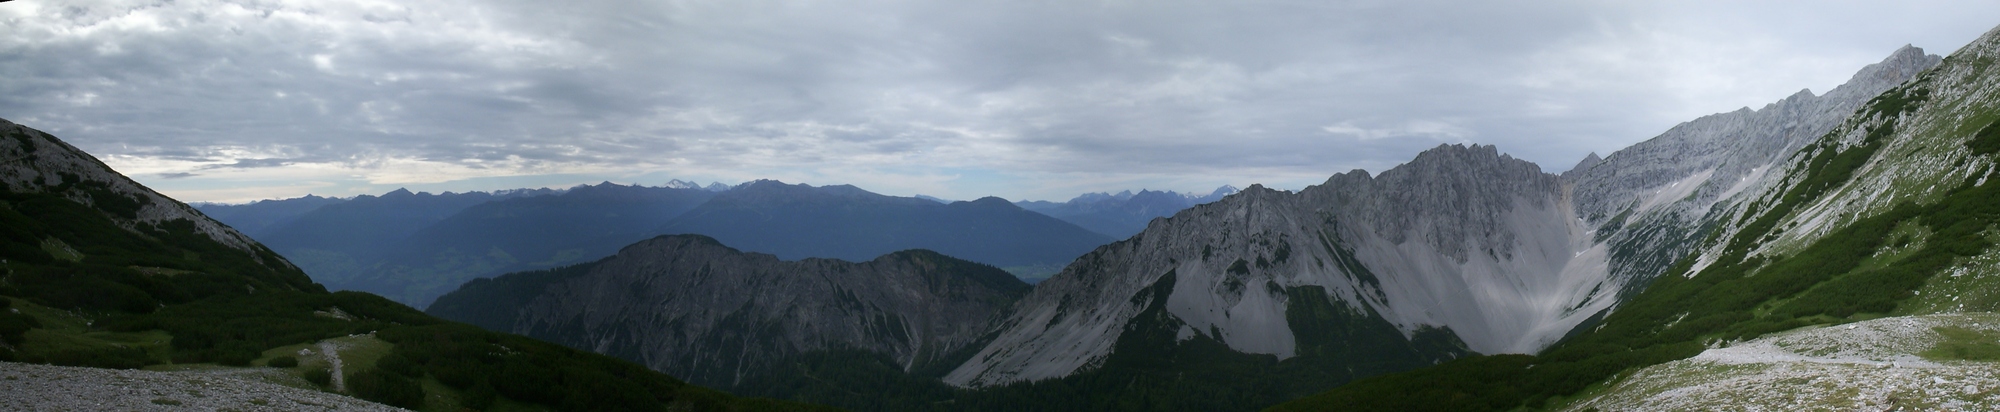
[4,1,2000,204]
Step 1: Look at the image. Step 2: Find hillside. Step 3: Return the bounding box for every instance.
[0,118,829,411]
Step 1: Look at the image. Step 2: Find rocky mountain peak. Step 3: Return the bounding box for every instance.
[662,179,702,189]
[1566,152,1604,177]
[1205,185,1239,198]
[1825,45,1941,101]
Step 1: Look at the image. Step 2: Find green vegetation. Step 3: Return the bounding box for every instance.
[0,298,39,348]
[351,368,426,408]
[304,368,333,386]
[1969,119,2000,156]
[1920,326,2000,361]
[425,260,611,332]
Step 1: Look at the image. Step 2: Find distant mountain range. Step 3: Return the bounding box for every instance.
[659,180,1115,268]
[663,179,736,192]
[1015,187,1238,239]
[198,180,1121,307]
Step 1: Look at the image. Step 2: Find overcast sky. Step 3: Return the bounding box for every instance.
[4,0,1999,203]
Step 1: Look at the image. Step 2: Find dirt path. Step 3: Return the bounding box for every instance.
[319,341,345,392]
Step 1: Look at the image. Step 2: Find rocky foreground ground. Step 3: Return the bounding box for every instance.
[0,361,401,411]
[1562,313,2000,411]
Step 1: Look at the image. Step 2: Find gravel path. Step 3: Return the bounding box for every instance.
[318,341,345,393]
[0,361,404,411]
[1563,313,2000,411]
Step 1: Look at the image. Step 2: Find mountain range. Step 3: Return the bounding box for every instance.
[422,35,1991,412]
[15,21,2000,412]
[198,179,1123,307]
[945,42,1942,390]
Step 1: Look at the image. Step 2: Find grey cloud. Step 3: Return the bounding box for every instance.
[4,0,2000,202]
[200,158,295,170]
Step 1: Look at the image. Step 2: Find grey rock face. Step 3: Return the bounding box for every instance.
[947,143,1587,386]
[0,118,276,262]
[445,235,1029,388]
[944,46,1942,388]
[1568,46,1939,291]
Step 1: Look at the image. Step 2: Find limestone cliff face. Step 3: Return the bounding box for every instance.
[1566,45,1940,293]
[429,235,1029,388]
[942,46,1941,388]
[0,118,277,262]
[946,144,1578,387]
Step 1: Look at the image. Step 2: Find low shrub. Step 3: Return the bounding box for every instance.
[350,369,424,408]
[303,368,332,386]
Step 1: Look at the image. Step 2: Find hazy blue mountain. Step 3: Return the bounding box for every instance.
[215,178,1105,306]
[658,180,1116,270]
[193,195,348,238]
[249,188,545,290]
[347,182,717,306]
[1015,186,1239,238]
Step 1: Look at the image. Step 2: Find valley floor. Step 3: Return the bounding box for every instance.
[0,361,404,411]
[1561,313,2000,411]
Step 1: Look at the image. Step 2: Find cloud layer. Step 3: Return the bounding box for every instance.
[4,0,1998,202]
